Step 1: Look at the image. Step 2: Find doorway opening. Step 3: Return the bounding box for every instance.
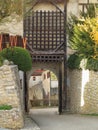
[28,69,59,110]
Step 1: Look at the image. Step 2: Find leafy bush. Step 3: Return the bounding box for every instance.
[0,54,4,67]
[0,105,12,110]
[0,47,32,72]
[68,15,98,71]
[86,58,98,71]
[69,18,97,58]
[67,14,85,45]
[67,53,82,69]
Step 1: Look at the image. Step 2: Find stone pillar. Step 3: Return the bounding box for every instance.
[69,69,98,114]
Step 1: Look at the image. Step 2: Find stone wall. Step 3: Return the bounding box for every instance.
[68,69,98,114]
[0,0,23,36]
[0,65,24,129]
[0,14,23,36]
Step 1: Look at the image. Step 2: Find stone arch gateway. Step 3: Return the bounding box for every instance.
[24,0,67,114]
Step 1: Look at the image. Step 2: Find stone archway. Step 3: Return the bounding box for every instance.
[26,62,60,112]
[27,62,59,83]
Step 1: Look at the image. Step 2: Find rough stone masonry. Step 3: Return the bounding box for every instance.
[68,69,98,114]
[0,65,24,129]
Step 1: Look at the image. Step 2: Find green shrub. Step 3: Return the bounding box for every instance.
[67,13,98,71]
[82,113,98,116]
[0,47,32,72]
[67,53,82,69]
[0,105,12,110]
[0,54,4,67]
[86,58,98,71]
[68,18,95,58]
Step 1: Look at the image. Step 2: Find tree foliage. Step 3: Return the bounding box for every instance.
[67,4,98,71]
[0,54,4,67]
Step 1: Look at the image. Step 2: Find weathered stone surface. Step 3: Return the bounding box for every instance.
[0,65,24,129]
[68,69,98,114]
[0,14,23,36]
[0,109,24,129]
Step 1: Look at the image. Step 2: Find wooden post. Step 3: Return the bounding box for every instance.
[23,37,27,49]
[58,62,62,114]
[10,36,14,47]
[63,0,67,110]
[13,36,17,46]
[24,72,29,113]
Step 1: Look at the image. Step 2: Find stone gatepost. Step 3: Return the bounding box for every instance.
[0,65,24,129]
[69,69,98,114]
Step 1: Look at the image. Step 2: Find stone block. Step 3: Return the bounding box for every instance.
[0,65,24,129]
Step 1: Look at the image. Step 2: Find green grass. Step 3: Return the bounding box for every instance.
[82,113,98,117]
[0,105,12,110]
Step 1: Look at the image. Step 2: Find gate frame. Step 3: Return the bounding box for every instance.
[23,0,67,114]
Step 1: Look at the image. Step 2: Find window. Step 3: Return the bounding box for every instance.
[33,76,36,81]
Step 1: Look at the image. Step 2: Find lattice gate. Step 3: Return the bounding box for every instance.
[24,10,65,61]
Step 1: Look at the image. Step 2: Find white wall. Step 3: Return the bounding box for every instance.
[51,80,58,88]
[42,70,50,97]
[29,76,42,88]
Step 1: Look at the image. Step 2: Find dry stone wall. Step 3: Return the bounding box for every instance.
[68,69,98,114]
[0,65,24,129]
